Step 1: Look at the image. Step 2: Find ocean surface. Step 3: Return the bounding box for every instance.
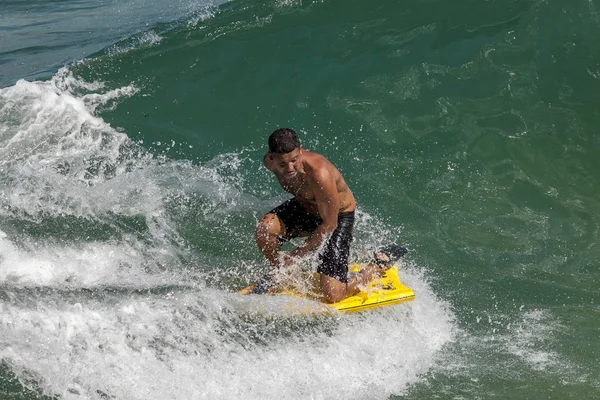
[1,0,599,399]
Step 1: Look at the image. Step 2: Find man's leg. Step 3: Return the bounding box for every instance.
[317,212,357,303]
[320,245,408,302]
[255,213,286,267]
[319,268,377,303]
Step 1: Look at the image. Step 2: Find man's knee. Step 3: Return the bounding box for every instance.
[255,213,284,239]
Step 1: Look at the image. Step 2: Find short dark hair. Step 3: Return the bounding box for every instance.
[268,128,301,154]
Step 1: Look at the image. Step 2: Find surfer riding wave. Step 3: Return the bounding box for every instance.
[254,128,387,302]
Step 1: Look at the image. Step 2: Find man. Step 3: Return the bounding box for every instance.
[254,128,378,303]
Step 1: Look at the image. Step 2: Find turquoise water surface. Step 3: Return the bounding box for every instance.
[1,0,599,399]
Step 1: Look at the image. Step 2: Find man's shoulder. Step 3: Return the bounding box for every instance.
[303,151,331,167]
[303,152,338,180]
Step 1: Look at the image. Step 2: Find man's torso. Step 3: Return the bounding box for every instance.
[275,151,356,215]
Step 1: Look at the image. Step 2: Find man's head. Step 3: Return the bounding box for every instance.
[267,128,303,178]
[268,128,301,154]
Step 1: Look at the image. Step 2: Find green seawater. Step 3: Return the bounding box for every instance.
[1,0,599,398]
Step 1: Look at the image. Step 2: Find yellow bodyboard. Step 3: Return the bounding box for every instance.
[238,264,415,313]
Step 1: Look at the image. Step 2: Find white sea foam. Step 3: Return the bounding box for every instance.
[0,70,253,221]
[0,262,454,400]
[427,304,568,387]
[0,230,183,287]
[0,71,234,290]
[106,31,164,57]
[0,73,142,214]
[505,309,561,371]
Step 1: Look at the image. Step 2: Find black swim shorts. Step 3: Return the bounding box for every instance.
[268,198,355,283]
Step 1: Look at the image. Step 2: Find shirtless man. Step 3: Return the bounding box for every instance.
[255,128,376,303]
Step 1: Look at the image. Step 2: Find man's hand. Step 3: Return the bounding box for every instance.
[281,252,295,268]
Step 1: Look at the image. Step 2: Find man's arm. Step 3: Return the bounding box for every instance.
[287,167,339,259]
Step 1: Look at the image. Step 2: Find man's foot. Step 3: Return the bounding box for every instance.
[374,244,407,268]
[374,252,392,266]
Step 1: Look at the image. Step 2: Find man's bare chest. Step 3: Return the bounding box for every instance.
[280,178,315,201]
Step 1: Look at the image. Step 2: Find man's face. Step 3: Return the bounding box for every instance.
[271,147,302,178]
